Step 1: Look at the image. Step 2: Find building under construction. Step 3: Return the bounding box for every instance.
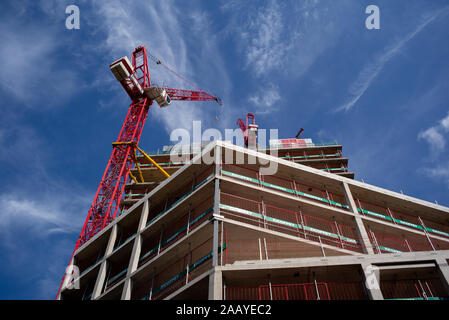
[58,136,449,300]
[56,46,449,301]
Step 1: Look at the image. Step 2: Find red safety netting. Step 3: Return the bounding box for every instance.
[225,281,368,300]
[380,278,447,299]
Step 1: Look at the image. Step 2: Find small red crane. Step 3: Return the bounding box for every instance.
[237,113,258,148]
[57,45,220,298]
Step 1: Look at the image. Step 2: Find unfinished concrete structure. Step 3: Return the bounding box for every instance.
[59,141,449,300]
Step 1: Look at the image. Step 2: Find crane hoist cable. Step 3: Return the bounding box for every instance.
[148,51,222,106]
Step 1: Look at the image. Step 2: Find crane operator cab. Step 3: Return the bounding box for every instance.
[144,87,171,107]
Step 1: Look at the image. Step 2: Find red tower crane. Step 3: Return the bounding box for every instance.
[57,45,220,298]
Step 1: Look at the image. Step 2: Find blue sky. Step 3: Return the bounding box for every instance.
[0,0,448,299]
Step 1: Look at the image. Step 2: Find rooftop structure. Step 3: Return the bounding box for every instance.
[121,137,353,213]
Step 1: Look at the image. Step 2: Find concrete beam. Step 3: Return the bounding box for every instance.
[220,250,449,272]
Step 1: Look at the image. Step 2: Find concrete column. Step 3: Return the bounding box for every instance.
[214,144,222,176]
[121,200,150,300]
[213,158,221,267]
[105,224,118,256]
[127,200,149,275]
[212,220,219,267]
[121,278,132,300]
[92,224,117,299]
[127,236,142,277]
[208,267,223,300]
[436,258,449,295]
[137,199,151,232]
[361,263,384,300]
[138,199,150,231]
[342,182,375,255]
[92,260,108,299]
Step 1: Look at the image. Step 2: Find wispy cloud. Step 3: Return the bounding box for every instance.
[0,11,80,106]
[336,7,449,112]
[0,121,91,299]
[241,1,286,77]
[89,0,227,133]
[0,122,91,239]
[0,190,89,237]
[224,0,344,79]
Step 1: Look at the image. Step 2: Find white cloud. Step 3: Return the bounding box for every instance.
[336,7,449,112]
[418,127,446,152]
[418,111,449,153]
[419,111,449,189]
[248,84,281,114]
[422,162,449,187]
[440,112,449,131]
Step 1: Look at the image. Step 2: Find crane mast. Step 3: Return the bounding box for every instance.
[78,47,151,246]
[57,45,219,298]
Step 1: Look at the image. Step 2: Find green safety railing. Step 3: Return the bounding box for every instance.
[141,243,226,300]
[281,153,341,161]
[219,203,404,254]
[139,207,214,265]
[221,170,349,210]
[357,208,449,238]
[221,169,449,239]
[145,174,214,228]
